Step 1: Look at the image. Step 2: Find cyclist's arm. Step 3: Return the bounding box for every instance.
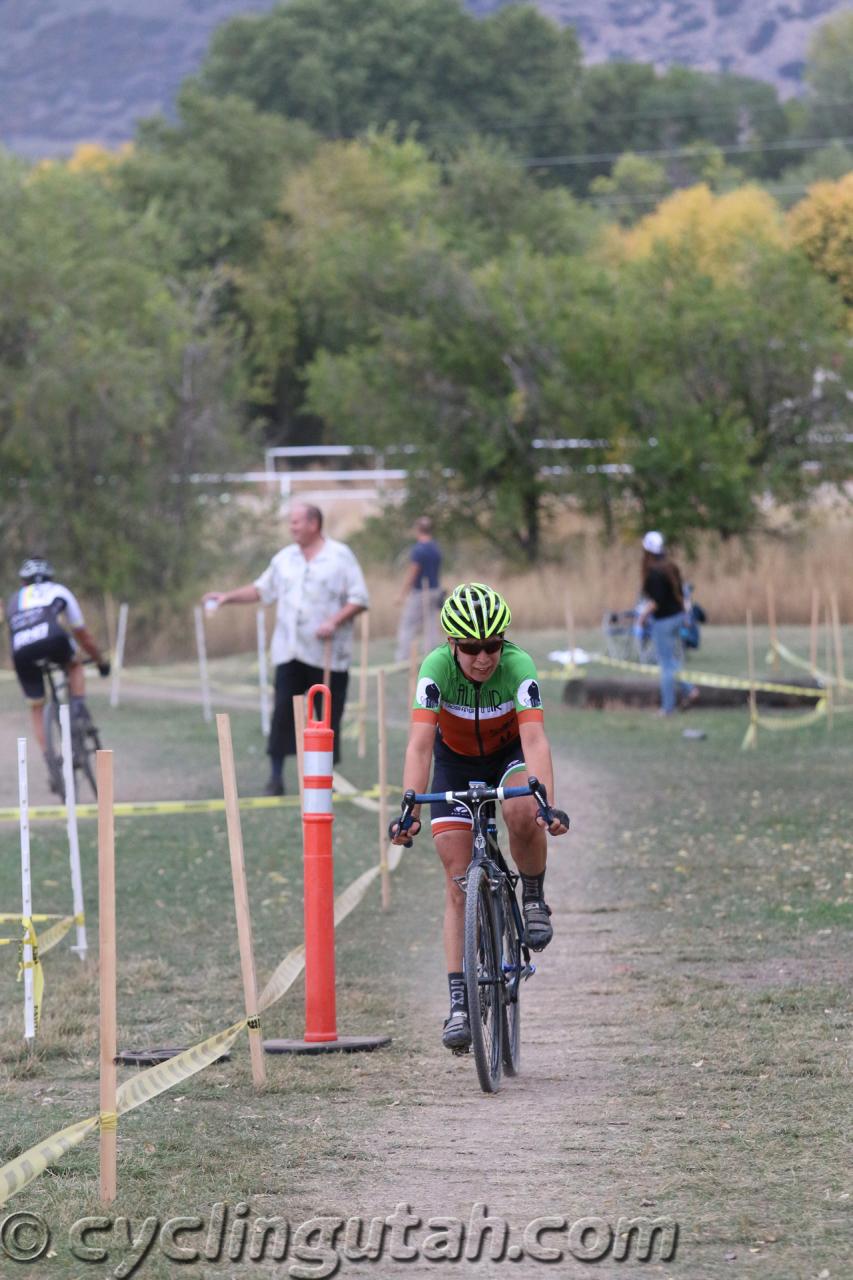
[391,719,436,840]
[203,585,261,607]
[518,720,567,835]
[71,625,105,665]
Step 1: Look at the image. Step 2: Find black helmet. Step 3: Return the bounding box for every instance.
[19,558,54,584]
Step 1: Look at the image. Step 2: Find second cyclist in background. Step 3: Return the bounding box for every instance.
[5,559,110,789]
[390,582,569,1051]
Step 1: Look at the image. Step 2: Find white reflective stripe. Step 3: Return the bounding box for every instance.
[303,788,333,814]
[304,751,333,776]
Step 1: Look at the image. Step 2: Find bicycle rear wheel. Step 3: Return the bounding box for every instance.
[43,702,66,800]
[464,864,503,1093]
[72,704,99,799]
[498,880,522,1076]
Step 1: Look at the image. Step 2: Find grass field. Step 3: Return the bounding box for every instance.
[0,627,850,1279]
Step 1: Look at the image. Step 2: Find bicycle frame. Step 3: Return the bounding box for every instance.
[401,778,545,993]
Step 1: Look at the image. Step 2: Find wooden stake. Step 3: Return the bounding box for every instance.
[421,581,430,654]
[564,597,576,670]
[766,581,779,669]
[109,602,128,709]
[357,612,369,759]
[293,694,306,802]
[97,750,117,1203]
[825,607,834,732]
[216,714,266,1087]
[809,586,820,672]
[377,669,390,911]
[829,590,845,686]
[193,606,212,723]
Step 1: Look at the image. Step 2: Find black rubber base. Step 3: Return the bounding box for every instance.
[263,1035,391,1055]
[115,1047,232,1066]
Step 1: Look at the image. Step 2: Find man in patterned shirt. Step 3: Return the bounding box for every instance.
[203,504,369,795]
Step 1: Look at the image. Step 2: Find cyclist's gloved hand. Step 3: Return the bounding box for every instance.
[535,806,570,836]
[388,816,421,847]
[97,660,111,678]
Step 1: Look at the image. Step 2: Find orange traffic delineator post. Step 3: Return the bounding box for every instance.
[264,685,391,1057]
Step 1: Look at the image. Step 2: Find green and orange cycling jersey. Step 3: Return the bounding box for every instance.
[411,640,544,757]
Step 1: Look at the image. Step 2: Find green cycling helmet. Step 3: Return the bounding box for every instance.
[440,582,511,640]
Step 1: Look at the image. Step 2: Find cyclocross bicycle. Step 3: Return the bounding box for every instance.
[38,659,102,801]
[398,776,566,1094]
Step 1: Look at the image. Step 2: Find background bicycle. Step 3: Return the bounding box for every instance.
[38,658,102,800]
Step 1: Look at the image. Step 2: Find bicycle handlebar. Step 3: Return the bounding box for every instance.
[392,776,568,848]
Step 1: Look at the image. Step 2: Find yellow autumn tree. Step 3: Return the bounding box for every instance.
[66,142,133,173]
[788,172,853,312]
[602,183,787,282]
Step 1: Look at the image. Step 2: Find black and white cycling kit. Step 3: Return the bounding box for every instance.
[6,581,84,700]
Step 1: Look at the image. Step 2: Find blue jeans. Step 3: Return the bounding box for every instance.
[651,613,694,714]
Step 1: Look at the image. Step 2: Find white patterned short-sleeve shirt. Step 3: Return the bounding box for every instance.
[254,538,369,671]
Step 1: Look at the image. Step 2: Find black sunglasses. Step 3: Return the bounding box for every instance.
[456,637,504,656]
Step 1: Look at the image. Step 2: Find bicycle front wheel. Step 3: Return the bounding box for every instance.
[498,880,522,1076]
[464,864,503,1093]
[43,702,66,800]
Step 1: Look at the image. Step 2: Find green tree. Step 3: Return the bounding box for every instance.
[307,247,620,561]
[803,10,853,140]
[198,0,584,163]
[115,84,317,272]
[608,246,851,536]
[0,156,248,597]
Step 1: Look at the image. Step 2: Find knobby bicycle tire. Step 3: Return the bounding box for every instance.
[498,879,522,1076]
[464,864,503,1093]
[43,701,66,801]
[72,705,100,800]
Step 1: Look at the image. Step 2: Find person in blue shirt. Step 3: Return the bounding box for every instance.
[395,516,442,661]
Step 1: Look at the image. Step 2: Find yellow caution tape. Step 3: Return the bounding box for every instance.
[37,914,79,956]
[0,1116,99,1202]
[16,919,44,1030]
[742,697,829,749]
[770,641,853,692]
[0,785,390,824]
[0,816,398,1206]
[0,913,64,922]
[573,652,824,698]
[99,1112,117,1132]
[116,1020,247,1116]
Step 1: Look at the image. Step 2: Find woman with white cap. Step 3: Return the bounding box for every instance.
[637,532,698,715]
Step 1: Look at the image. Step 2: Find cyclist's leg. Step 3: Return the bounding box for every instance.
[12,646,49,752]
[433,828,473,972]
[500,760,553,951]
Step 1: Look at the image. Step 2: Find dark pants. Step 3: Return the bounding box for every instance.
[269,660,349,764]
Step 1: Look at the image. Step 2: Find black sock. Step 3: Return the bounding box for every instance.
[448,972,466,1013]
[521,872,546,904]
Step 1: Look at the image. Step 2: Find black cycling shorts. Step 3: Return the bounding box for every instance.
[428,736,527,834]
[13,634,75,701]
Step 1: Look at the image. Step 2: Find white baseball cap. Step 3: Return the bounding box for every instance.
[642,530,665,554]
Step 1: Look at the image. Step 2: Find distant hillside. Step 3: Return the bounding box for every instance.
[0,0,846,158]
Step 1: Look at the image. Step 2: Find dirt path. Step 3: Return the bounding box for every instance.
[270,754,682,1277]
